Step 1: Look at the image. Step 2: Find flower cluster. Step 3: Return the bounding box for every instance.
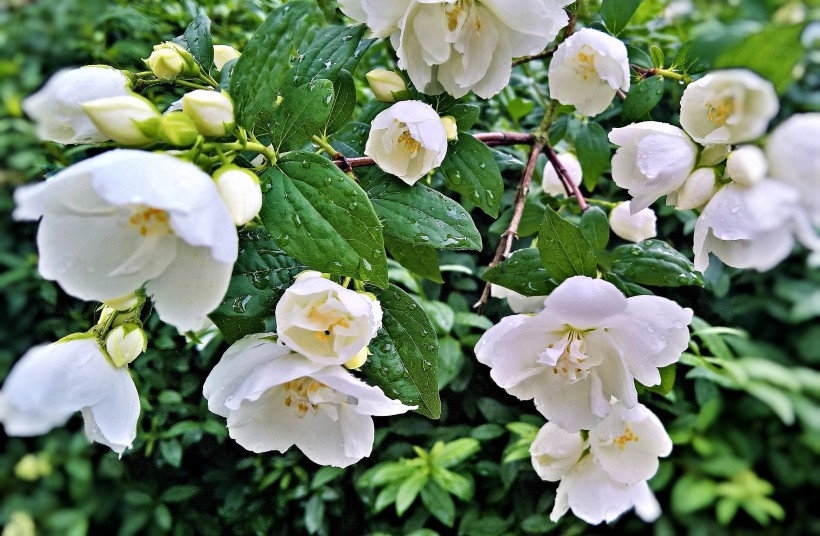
[477,276,692,523]
[609,69,819,272]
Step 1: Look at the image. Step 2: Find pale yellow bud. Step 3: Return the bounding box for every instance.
[213,166,263,226]
[182,90,235,137]
[146,42,198,80]
[441,115,458,141]
[2,511,35,536]
[102,292,142,311]
[344,346,370,370]
[213,45,241,70]
[158,111,200,146]
[366,69,407,102]
[105,324,147,368]
[82,94,160,146]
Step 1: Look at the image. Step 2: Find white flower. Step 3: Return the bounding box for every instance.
[342,0,572,99]
[609,202,657,243]
[490,284,546,314]
[476,276,692,431]
[22,67,131,145]
[182,90,235,137]
[365,69,408,102]
[766,113,820,226]
[213,166,263,226]
[365,100,448,185]
[609,122,699,212]
[666,167,718,211]
[0,337,140,455]
[213,44,241,70]
[679,69,779,145]
[13,149,238,332]
[693,179,817,273]
[82,94,161,146]
[548,28,630,117]
[725,145,767,187]
[203,334,414,467]
[530,422,585,481]
[276,275,382,366]
[542,152,582,197]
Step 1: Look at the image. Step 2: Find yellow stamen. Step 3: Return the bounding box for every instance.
[614,425,640,450]
[446,5,463,31]
[129,207,171,237]
[708,100,734,126]
[398,130,421,155]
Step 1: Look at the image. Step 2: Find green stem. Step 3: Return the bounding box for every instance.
[311,135,339,156]
[174,79,212,90]
[655,68,686,81]
[204,141,277,164]
[199,71,220,88]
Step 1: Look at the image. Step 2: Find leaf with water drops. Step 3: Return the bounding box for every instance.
[538,208,599,282]
[575,121,610,192]
[268,79,334,152]
[360,284,441,419]
[209,228,306,344]
[260,151,389,287]
[622,76,665,123]
[436,133,503,218]
[288,24,368,92]
[611,239,704,287]
[385,236,443,283]
[173,12,214,72]
[481,248,558,297]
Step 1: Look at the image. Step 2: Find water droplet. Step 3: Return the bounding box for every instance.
[348,202,359,210]
[730,206,740,214]
[323,177,333,187]
[446,169,462,185]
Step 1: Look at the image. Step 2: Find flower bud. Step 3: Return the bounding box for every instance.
[213,44,241,70]
[82,94,160,146]
[668,167,718,211]
[213,166,263,226]
[102,292,143,312]
[609,202,657,243]
[441,115,458,141]
[158,111,200,146]
[105,324,147,368]
[3,512,35,536]
[146,42,198,80]
[182,90,235,137]
[726,145,768,187]
[14,454,44,481]
[366,69,407,102]
[344,346,370,370]
[698,144,730,167]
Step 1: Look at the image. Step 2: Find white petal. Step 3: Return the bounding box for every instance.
[311,366,414,416]
[530,422,586,482]
[81,366,140,455]
[295,408,372,467]
[226,388,310,453]
[539,276,627,330]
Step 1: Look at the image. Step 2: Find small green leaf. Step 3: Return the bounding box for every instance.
[671,474,717,515]
[385,237,443,283]
[575,122,610,191]
[579,206,610,249]
[438,133,504,217]
[612,239,703,287]
[650,45,665,69]
[448,104,480,131]
[395,472,428,516]
[438,336,465,389]
[623,76,665,122]
[269,79,333,152]
[433,438,480,469]
[420,482,456,527]
[537,208,598,282]
[175,12,213,72]
[482,249,558,297]
[601,0,644,36]
[506,97,535,123]
[431,467,473,501]
[260,151,388,287]
[324,70,356,136]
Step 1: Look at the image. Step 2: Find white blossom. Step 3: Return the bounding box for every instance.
[529,422,585,481]
[0,337,140,455]
[82,94,161,146]
[490,284,547,314]
[609,122,699,212]
[548,28,630,117]
[725,145,767,187]
[276,274,382,366]
[766,113,820,226]
[609,202,657,243]
[22,67,131,145]
[365,100,448,185]
[341,0,572,99]
[542,153,582,197]
[679,69,779,145]
[13,150,238,332]
[213,166,263,226]
[203,334,414,468]
[667,167,718,211]
[476,276,692,431]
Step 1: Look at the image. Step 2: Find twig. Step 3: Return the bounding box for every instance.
[544,143,589,212]
[512,48,556,67]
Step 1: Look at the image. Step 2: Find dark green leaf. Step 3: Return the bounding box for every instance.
[260,151,388,287]
[648,364,676,395]
[612,239,703,287]
[324,70,356,136]
[269,79,333,152]
[603,272,654,297]
[385,237,443,283]
[482,249,558,297]
[623,76,665,122]
[601,0,643,36]
[219,58,238,90]
[420,482,456,527]
[579,206,610,249]
[448,104,480,131]
[230,1,322,129]
[361,284,440,419]
[575,122,610,191]
[438,133,503,217]
[537,208,598,281]
[289,24,367,90]
[175,12,213,71]
[210,228,306,344]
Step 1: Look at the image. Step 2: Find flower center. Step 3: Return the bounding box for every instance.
[283,378,330,418]
[445,3,464,31]
[613,425,640,450]
[398,130,422,156]
[548,330,590,382]
[576,48,598,81]
[308,307,351,341]
[707,99,734,126]
[128,206,171,237]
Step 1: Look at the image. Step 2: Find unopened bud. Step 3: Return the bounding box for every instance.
[145,42,198,80]
[158,111,199,146]
[82,94,160,146]
[668,167,719,211]
[213,166,263,226]
[609,202,657,243]
[213,44,241,70]
[441,116,458,141]
[295,270,326,282]
[344,346,370,370]
[358,291,383,334]
[182,90,235,137]
[726,145,767,187]
[698,144,730,167]
[102,292,143,311]
[366,69,407,103]
[105,324,147,368]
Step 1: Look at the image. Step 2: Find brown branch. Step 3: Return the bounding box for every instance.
[512,48,556,67]
[474,141,545,311]
[544,143,589,212]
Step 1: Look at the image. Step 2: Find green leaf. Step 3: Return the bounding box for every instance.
[230,1,322,129]
[175,12,213,71]
[481,249,558,297]
[269,79,333,152]
[361,284,441,419]
[671,474,717,515]
[622,76,665,123]
[260,151,388,287]
[438,336,465,389]
[601,0,643,36]
[434,438,480,468]
[612,239,703,287]
[364,173,481,251]
[507,97,535,123]
[449,104,480,131]
[324,70,356,136]
[431,467,473,501]
[385,237,443,283]
[395,472,428,516]
[421,300,454,335]
[209,228,306,344]
[714,23,806,95]
[159,440,183,468]
[579,206,610,249]
[289,24,367,90]
[160,485,200,504]
[575,122,610,191]
[537,208,598,282]
[420,482,456,527]
[648,365,676,396]
[650,45,665,69]
[438,133,503,217]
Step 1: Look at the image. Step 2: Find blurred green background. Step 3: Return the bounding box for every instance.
[1,0,818,534]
